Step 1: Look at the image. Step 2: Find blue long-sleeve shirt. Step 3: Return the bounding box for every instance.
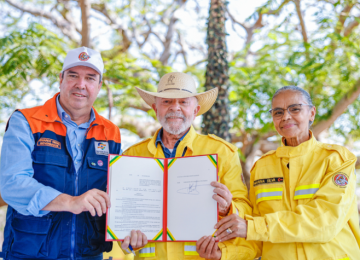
[0,96,97,217]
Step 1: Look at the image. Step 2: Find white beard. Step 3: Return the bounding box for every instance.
[159,111,193,135]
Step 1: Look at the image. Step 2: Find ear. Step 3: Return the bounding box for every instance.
[98,81,103,92]
[59,72,63,86]
[193,97,200,118]
[309,106,316,122]
[151,102,157,114]
[193,104,200,118]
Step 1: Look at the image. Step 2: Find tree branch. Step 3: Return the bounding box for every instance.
[80,0,91,47]
[158,1,187,65]
[335,4,354,34]
[57,0,81,34]
[127,101,152,113]
[312,79,360,137]
[105,83,113,120]
[176,30,188,66]
[112,115,161,138]
[159,16,177,65]
[266,0,292,15]
[226,0,291,47]
[344,17,360,37]
[293,0,308,44]
[91,2,132,51]
[4,0,79,42]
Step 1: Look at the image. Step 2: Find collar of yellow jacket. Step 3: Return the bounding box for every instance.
[276,131,317,158]
[147,125,197,156]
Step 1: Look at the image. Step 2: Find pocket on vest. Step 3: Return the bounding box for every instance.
[86,156,108,191]
[10,215,52,258]
[81,214,111,254]
[32,151,69,192]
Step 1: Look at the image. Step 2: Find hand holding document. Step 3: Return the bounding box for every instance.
[106,154,218,242]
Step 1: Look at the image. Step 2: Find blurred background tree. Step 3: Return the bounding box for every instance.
[201,0,231,141]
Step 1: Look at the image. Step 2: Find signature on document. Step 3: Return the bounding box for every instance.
[177,181,207,195]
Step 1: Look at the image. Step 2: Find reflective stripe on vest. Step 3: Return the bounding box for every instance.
[139,243,156,257]
[294,184,320,200]
[337,257,350,260]
[184,242,199,256]
[255,188,283,204]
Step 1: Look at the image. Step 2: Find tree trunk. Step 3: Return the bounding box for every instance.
[201,0,231,141]
[80,0,91,47]
[106,83,113,120]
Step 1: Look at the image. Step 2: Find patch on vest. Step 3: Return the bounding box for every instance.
[95,141,109,156]
[254,177,283,186]
[37,138,61,149]
[332,172,348,188]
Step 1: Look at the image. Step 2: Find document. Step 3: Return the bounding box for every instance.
[106,156,164,241]
[106,154,218,242]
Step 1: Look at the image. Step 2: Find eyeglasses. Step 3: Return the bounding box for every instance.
[269,104,313,118]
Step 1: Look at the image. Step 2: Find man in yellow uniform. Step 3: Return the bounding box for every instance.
[118,72,258,260]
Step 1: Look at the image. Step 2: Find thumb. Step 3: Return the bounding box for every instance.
[121,236,130,250]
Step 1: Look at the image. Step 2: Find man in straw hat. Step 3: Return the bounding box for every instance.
[120,72,258,260]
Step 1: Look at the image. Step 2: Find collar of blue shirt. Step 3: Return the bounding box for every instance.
[155,128,189,158]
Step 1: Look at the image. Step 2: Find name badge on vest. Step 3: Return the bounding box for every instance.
[95,141,109,156]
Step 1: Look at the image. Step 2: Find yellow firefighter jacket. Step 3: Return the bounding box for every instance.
[119,126,258,260]
[245,132,360,260]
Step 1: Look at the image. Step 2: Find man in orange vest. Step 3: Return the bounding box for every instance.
[0,47,146,259]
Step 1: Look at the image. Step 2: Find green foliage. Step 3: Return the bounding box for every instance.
[94,48,177,118]
[229,1,360,144]
[0,23,67,110]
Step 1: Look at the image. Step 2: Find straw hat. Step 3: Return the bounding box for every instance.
[135,72,218,116]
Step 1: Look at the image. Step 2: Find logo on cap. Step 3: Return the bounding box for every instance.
[79,52,90,61]
[166,75,175,85]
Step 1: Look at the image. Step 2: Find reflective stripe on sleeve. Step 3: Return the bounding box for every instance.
[184,242,199,256]
[255,188,283,204]
[139,243,156,257]
[294,184,320,200]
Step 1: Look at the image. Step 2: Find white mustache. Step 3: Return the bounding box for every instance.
[165,112,186,120]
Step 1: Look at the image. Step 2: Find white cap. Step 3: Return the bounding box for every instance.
[61,46,104,80]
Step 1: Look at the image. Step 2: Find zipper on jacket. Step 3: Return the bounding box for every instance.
[64,122,97,259]
[58,120,76,260]
[67,135,77,260]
